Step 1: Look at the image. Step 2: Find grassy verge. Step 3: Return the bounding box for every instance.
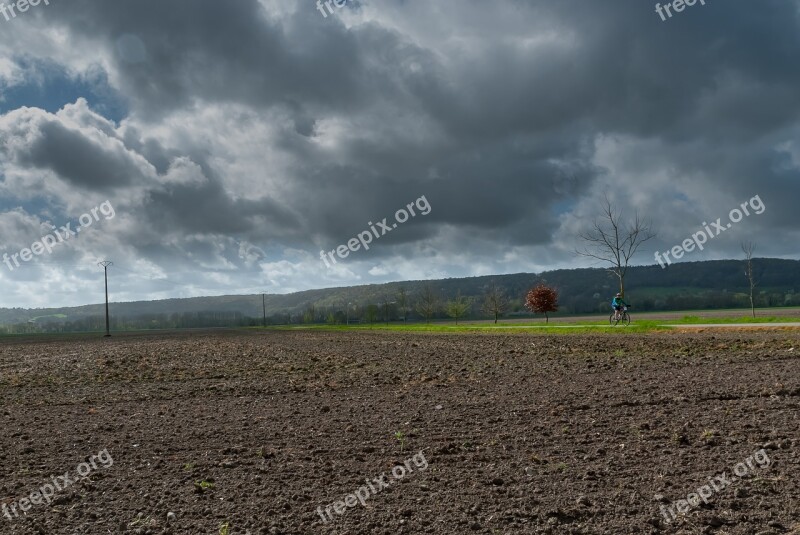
[254,314,800,334]
[258,322,669,334]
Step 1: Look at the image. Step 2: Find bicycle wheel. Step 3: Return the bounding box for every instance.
[609,312,617,326]
[621,312,631,326]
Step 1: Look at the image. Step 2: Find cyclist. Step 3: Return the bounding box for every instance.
[611,292,629,320]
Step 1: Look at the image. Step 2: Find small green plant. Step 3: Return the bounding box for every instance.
[701,429,716,440]
[394,431,406,452]
[550,462,568,472]
[613,349,625,357]
[219,522,230,535]
[194,479,215,492]
[183,462,195,471]
[129,514,153,528]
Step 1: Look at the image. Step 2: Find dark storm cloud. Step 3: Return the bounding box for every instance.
[37,0,378,117]
[0,0,798,307]
[20,118,142,189]
[26,1,800,232]
[30,13,773,162]
[145,165,302,237]
[119,126,180,175]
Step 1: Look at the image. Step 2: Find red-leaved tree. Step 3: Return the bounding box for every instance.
[525,285,559,323]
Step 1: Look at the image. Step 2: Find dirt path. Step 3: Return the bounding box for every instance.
[663,323,800,330]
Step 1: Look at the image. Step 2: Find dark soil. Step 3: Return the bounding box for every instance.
[0,329,798,534]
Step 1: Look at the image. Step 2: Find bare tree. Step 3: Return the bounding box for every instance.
[396,287,409,322]
[742,241,757,318]
[575,193,656,297]
[365,304,379,324]
[482,282,509,324]
[445,291,471,325]
[381,296,396,325]
[414,284,440,323]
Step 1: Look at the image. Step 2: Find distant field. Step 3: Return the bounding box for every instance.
[264,307,800,334]
[470,307,800,324]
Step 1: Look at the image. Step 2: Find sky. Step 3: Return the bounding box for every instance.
[0,0,798,308]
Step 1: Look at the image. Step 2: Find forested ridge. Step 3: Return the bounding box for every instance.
[2,258,798,332]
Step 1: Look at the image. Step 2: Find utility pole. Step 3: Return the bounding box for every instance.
[262,293,267,327]
[742,242,757,318]
[98,261,113,337]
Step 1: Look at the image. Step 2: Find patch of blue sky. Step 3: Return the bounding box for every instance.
[551,199,575,216]
[0,57,127,123]
[0,197,50,215]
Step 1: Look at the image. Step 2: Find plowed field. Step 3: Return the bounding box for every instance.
[0,330,798,534]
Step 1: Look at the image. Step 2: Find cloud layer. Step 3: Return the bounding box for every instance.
[0,0,798,307]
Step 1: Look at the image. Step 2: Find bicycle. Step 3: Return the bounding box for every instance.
[609,305,631,326]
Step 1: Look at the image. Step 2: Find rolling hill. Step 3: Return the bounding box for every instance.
[2,258,799,332]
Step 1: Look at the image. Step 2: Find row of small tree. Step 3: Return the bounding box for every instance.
[401,282,560,324]
[412,284,504,324]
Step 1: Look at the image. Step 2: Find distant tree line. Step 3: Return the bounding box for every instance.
[0,311,256,334]
[3,259,800,333]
